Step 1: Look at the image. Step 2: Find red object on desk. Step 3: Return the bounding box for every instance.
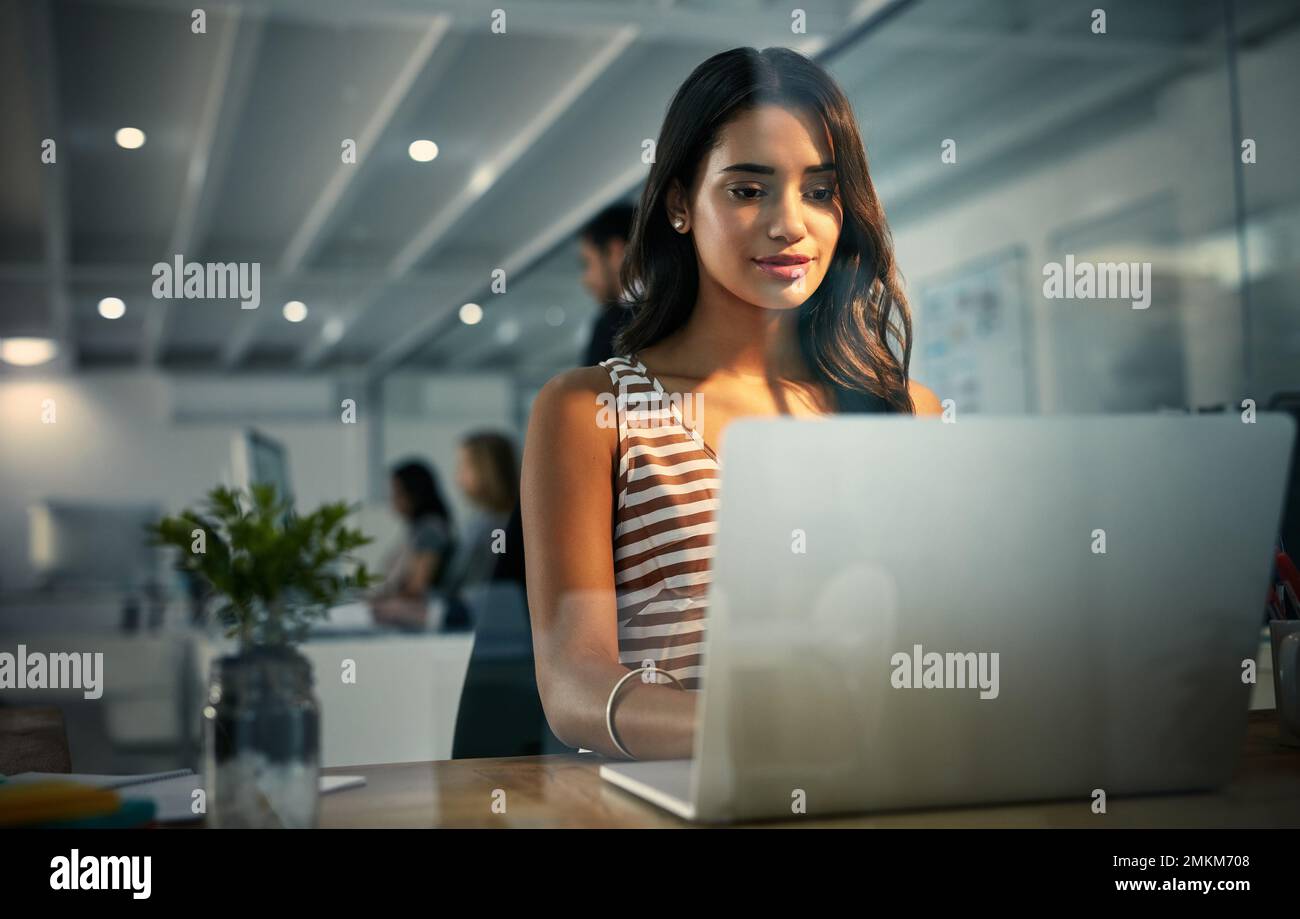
[1276,549,1300,598]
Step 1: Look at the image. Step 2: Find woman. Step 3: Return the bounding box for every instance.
[370,460,456,628]
[521,47,942,760]
[439,432,519,626]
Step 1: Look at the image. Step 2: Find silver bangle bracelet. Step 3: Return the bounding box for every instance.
[604,665,684,760]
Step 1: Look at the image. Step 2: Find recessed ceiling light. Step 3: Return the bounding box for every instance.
[544,306,565,327]
[322,317,345,343]
[408,139,439,162]
[468,166,494,193]
[0,337,59,366]
[97,297,126,319]
[115,127,146,149]
[459,302,483,325]
[283,301,308,323]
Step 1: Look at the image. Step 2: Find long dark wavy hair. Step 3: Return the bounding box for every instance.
[391,460,453,528]
[614,46,915,414]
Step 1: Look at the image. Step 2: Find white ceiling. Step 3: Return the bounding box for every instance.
[0,0,1291,381]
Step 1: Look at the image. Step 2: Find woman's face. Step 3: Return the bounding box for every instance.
[390,477,412,519]
[669,104,843,313]
[455,446,481,503]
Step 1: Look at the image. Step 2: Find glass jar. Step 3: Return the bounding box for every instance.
[203,645,321,828]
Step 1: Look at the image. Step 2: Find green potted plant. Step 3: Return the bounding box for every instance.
[150,483,372,828]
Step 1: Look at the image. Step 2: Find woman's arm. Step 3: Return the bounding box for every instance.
[370,538,444,596]
[521,368,697,759]
[401,550,443,598]
[370,593,429,627]
[369,549,443,626]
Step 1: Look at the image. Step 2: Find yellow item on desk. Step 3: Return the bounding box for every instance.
[0,781,121,827]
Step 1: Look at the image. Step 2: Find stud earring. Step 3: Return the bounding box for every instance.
[672,217,684,230]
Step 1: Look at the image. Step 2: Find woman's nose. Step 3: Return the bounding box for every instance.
[767,187,807,242]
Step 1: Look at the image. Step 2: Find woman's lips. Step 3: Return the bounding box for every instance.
[752,259,811,281]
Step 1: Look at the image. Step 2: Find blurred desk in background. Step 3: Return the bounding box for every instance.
[194,630,475,768]
[1,606,475,771]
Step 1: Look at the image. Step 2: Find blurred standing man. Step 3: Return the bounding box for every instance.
[578,202,636,366]
[459,202,637,756]
[493,201,638,587]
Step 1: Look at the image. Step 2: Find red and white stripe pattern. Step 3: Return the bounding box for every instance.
[601,355,718,690]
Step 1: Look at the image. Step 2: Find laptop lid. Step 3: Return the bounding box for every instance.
[688,413,1295,822]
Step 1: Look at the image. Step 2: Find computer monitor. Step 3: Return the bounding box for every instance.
[231,428,293,507]
[29,500,163,593]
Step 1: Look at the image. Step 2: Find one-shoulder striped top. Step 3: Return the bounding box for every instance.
[599,353,898,691]
[601,354,718,690]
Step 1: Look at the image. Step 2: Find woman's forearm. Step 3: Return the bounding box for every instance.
[540,653,698,760]
[370,594,428,627]
[401,551,442,598]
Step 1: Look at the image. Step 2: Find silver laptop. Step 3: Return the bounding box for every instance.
[600,413,1296,822]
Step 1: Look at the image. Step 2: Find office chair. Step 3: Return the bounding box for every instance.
[0,705,72,774]
[450,513,569,758]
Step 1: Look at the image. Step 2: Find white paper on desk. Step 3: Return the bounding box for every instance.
[123,774,207,823]
[321,775,366,794]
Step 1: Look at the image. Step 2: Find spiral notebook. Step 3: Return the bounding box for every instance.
[4,769,365,823]
[3,768,196,790]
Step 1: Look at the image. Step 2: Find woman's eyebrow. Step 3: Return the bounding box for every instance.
[720,161,836,175]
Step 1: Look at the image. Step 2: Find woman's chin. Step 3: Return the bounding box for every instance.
[747,292,807,312]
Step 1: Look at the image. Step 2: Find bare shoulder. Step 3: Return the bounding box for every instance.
[908,379,943,416]
[526,366,618,459]
[533,365,617,417]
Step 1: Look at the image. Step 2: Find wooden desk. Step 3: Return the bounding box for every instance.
[320,710,1300,828]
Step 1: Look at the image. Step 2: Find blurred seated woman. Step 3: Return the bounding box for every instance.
[446,433,518,586]
[370,460,456,629]
[439,431,520,628]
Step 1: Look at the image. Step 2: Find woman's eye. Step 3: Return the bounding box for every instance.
[728,186,835,202]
